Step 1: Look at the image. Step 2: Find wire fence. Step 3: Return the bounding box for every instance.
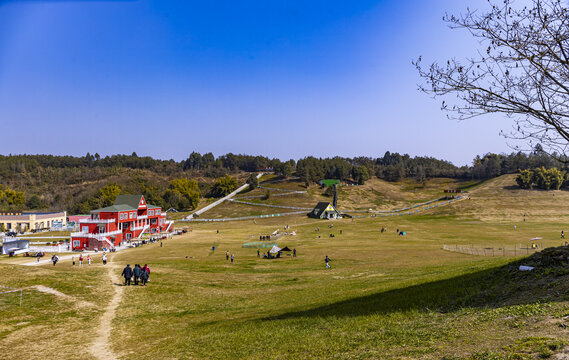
[0,285,23,307]
[442,244,545,257]
[185,211,308,222]
[228,199,312,211]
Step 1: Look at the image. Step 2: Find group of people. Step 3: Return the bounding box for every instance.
[225,251,234,263]
[49,252,109,266]
[71,253,107,266]
[121,264,151,286]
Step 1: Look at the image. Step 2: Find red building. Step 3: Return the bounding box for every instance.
[71,195,172,251]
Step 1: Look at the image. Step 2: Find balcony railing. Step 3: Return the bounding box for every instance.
[79,218,116,224]
[71,229,122,239]
[137,215,148,220]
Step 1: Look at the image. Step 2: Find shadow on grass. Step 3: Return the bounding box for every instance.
[266,248,569,320]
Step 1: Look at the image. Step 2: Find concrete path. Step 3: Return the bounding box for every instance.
[21,251,108,266]
[186,172,263,220]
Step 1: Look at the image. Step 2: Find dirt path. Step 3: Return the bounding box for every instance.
[31,285,94,307]
[89,261,123,360]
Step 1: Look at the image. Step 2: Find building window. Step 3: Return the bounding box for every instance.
[129,212,134,219]
[126,233,132,240]
[73,240,81,247]
[155,209,160,215]
[119,213,123,220]
[149,210,154,216]
[82,226,89,233]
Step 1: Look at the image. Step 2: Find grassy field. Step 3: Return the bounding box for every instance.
[2,175,569,359]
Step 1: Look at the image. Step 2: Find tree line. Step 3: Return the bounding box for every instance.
[0,149,566,214]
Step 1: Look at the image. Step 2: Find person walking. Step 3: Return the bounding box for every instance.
[121,264,133,286]
[230,253,234,263]
[51,254,59,266]
[37,253,41,263]
[72,256,75,266]
[293,248,296,258]
[133,264,142,286]
[87,255,92,266]
[102,253,107,265]
[142,264,151,282]
[257,249,260,258]
[160,241,163,247]
[140,266,149,286]
[79,254,83,266]
[226,251,230,261]
[325,255,331,269]
[562,230,565,240]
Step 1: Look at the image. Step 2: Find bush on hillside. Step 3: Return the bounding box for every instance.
[210,175,238,198]
[246,174,258,191]
[515,169,533,189]
[515,167,565,190]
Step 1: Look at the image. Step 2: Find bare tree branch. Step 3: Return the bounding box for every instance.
[414,0,569,159]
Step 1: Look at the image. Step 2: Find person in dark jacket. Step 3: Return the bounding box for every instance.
[121,264,133,286]
[140,267,149,286]
[142,264,151,282]
[133,264,142,285]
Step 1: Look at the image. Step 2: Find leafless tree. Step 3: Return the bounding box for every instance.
[414,0,569,159]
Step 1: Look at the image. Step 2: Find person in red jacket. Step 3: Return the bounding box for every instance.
[142,264,150,282]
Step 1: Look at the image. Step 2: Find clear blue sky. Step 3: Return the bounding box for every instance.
[0,0,512,166]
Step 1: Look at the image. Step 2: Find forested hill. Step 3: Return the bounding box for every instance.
[0,150,562,214]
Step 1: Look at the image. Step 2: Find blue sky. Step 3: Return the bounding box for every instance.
[0,0,512,166]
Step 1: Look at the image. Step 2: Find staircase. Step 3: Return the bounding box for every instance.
[137,225,150,239]
[97,236,115,250]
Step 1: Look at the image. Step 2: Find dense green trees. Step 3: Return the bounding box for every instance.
[515,170,533,189]
[98,184,121,207]
[516,168,565,190]
[210,175,238,197]
[3,148,569,215]
[166,178,200,210]
[246,174,258,191]
[0,185,25,210]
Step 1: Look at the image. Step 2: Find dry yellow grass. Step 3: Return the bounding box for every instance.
[2,175,569,359]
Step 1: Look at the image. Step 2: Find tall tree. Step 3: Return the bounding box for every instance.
[210,175,238,197]
[98,184,121,207]
[167,178,200,210]
[415,0,569,158]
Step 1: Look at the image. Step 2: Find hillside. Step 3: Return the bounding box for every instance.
[195,175,481,219]
[4,172,569,359]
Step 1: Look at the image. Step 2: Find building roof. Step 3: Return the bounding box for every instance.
[91,204,135,213]
[91,194,162,214]
[114,195,144,209]
[319,179,341,187]
[311,202,338,218]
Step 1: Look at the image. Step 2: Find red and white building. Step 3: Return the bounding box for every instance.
[71,195,173,251]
